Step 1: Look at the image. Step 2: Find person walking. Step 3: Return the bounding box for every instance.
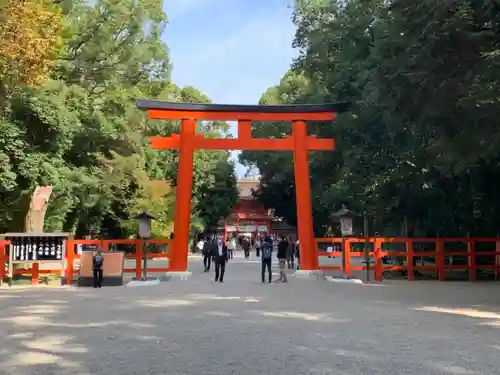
[227,236,236,260]
[261,237,273,283]
[255,236,261,257]
[295,239,300,270]
[202,236,212,272]
[92,250,104,288]
[286,237,295,269]
[212,235,228,283]
[196,237,205,254]
[277,235,289,282]
[242,238,250,259]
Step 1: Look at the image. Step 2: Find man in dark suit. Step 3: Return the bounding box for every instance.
[212,235,228,283]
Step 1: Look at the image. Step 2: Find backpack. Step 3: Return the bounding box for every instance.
[261,243,272,260]
[94,255,103,267]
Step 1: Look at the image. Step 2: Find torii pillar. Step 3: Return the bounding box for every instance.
[136,100,349,276]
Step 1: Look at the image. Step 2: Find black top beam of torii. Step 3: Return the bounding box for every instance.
[136,100,350,114]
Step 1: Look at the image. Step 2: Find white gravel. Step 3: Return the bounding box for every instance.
[0,252,499,375]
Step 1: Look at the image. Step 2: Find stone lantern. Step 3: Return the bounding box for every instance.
[332,204,359,236]
[134,211,157,280]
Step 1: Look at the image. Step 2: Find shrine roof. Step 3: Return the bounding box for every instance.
[136,100,350,114]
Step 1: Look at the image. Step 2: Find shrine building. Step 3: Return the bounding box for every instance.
[219,178,296,239]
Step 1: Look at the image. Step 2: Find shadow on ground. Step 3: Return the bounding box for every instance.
[0,258,499,375]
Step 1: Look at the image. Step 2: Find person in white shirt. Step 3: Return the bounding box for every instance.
[196,238,205,253]
[295,240,300,270]
[227,236,236,260]
[255,236,262,257]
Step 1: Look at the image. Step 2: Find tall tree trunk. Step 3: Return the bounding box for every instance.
[63,207,79,233]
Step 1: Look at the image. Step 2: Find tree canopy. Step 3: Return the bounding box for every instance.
[240,0,500,237]
[0,0,238,238]
[0,0,64,90]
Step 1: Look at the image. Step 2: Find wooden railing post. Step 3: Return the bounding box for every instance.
[374,238,383,281]
[468,239,476,281]
[406,239,414,281]
[344,239,351,278]
[135,239,142,278]
[32,263,39,285]
[436,239,445,281]
[0,242,5,286]
[65,239,75,285]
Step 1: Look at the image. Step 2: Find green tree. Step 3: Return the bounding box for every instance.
[0,0,238,238]
[242,0,500,238]
[0,0,64,93]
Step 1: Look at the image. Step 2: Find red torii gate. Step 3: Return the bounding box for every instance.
[136,100,349,274]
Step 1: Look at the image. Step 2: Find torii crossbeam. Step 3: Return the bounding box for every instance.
[137,100,349,273]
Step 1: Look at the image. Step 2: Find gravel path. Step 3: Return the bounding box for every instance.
[0,252,499,375]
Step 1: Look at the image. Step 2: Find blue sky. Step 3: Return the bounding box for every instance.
[162,0,297,176]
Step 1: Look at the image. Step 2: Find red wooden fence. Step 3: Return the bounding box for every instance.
[0,239,170,286]
[316,237,500,281]
[2,237,500,285]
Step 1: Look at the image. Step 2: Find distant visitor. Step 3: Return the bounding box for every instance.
[261,237,273,283]
[92,250,104,288]
[213,235,228,283]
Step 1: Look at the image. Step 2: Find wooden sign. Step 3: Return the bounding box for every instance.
[4,233,68,263]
